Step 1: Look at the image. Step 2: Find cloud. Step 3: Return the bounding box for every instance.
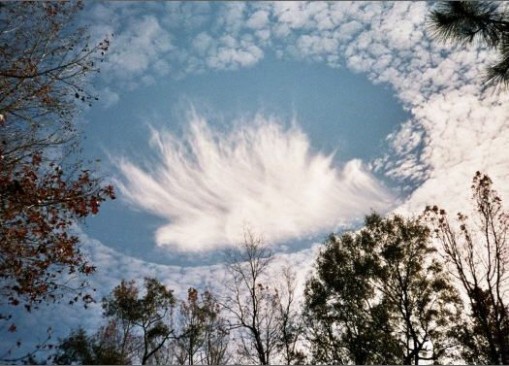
[108,15,173,74]
[204,35,264,70]
[246,9,270,30]
[99,87,120,108]
[115,112,394,252]
[83,0,509,241]
[14,1,509,353]
[257,0,509,215]
[85,4,175,89]
[330,2,509,215]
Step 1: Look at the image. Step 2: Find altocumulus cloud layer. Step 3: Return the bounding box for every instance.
[116,113,393,251]
[86,2,509,211]
[10,2,509,353]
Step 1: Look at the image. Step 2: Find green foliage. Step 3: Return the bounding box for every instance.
[53,324,128,365]
[102,277,176,365]
[304,214,463,364]
[304,226,401,364]
[172,288,230,365]
[429,1,509,88]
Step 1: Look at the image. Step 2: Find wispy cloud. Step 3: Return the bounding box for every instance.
[13,2,509,352]
[115,112,393,251]
[84,0,509,237]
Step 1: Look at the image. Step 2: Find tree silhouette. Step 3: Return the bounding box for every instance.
[102,278,176,365]
[426,172,509,364]
[304,214,463,364]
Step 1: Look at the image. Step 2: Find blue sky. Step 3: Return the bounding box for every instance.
[6,1,509,354]
[78,2,415,265]
[82,54,407,265]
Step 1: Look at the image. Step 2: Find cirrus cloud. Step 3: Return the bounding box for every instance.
[115,112,394,252]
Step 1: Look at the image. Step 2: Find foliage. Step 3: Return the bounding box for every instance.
[304,227,401,364]
[52,281,229,365]
[102,278,176,365]
[0,1,108,128]
[0,2,113,355]
[0,150,114,311]
[425,171,509,364]
[304,214,463,364]
[52,322,129,365]
[428,1,509,88]
[169,288,230,365]
[369,214,463,364]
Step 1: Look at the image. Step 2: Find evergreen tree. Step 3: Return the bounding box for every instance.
[429,1,509,88]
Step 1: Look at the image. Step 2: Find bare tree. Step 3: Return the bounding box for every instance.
[425,171,509,364]
[221,230,305,364]
[273,265,305,365]
[223,230,277,365]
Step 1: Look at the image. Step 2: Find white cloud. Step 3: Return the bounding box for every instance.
[162,2,212,30]
[246,10,270,30]
[192,32,214,55]
[206,37,264,70]
[15,2,509,353]
[83,0,509,244]
[219,2,246,32]
[332,2,509,215]
[99,87,120,109]
[115,112,394,252]
[108,15,173,74]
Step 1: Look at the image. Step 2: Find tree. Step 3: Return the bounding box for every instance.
[368,214,463,364]
[173,288,207,365]
[223,230,279,365]
[304,228,401,364]
[0,1,108,127]
[222,231,303,365]
[428,1,509,88]
[102,278,176,365]
[50,281,230,365]
[425,171,509,364]
[0,151,114,309]
[200,304,230,366]
[304,214,463,364]
[273,266,305,365]
[172,288,230,365]
[0,1,109,172]
[0,1,113,353]
[53,322,129,365]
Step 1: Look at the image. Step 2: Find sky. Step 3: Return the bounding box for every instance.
[5,0,509,355]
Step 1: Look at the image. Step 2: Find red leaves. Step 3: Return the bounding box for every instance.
[90,198,99,215]
[31,152,42,166]
[0,148,113,311]
[0,0,113,341]
[9,298,19,306]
